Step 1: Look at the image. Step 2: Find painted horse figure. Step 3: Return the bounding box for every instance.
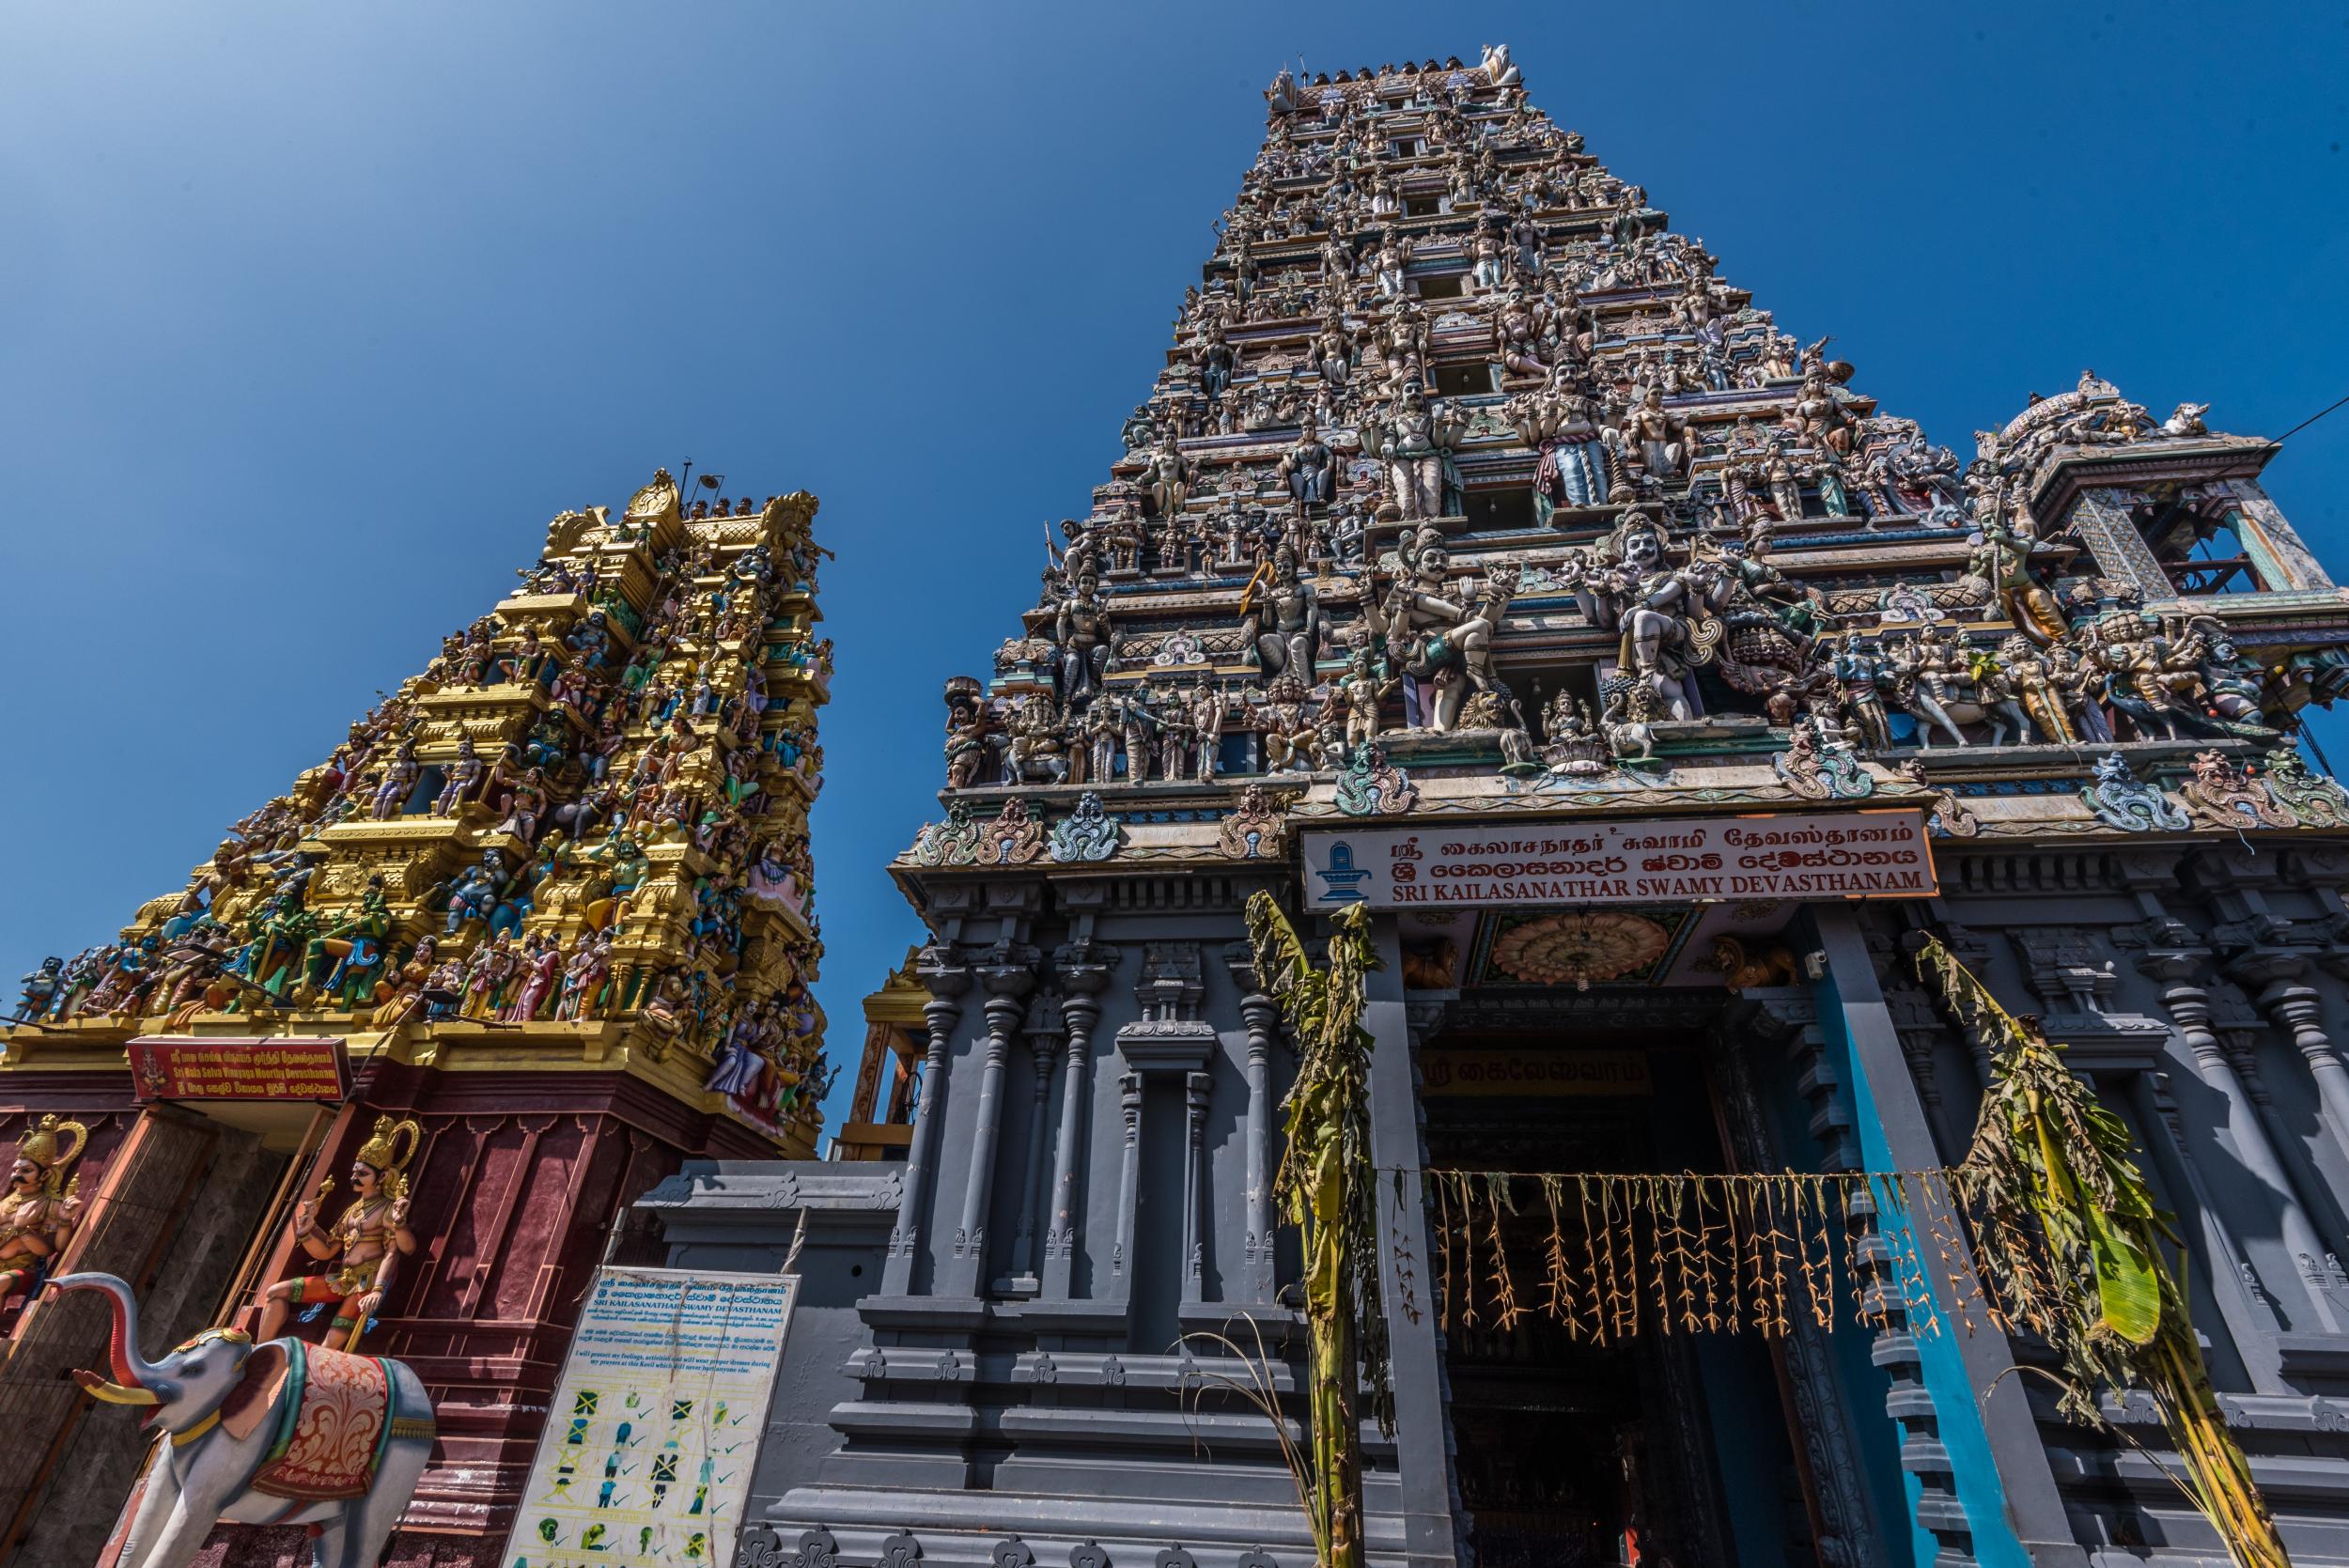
[52,1272,435,1568]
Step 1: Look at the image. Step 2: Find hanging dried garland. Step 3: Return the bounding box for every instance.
[1418,1167,1999,1343]
[1242,903,2286,1568]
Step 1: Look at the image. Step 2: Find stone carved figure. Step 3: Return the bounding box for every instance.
[1051,570,1114,705]
[1365,386,1466,521]
[1571,511,1725,722]
[1238,547,1324,680]
[1366,529,1515,732]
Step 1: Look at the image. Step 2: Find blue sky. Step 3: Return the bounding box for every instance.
[4,2,2346,1140]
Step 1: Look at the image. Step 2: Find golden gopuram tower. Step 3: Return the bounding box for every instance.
[0,469,832,1567]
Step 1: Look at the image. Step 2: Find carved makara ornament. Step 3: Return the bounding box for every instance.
[1048,792,1123,863]
[1218,784,1288,860]
[2181,750,2295,831]
[984,800,1049,865]
[2080,752,2191,833]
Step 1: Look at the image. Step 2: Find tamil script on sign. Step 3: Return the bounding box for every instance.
[126,1037,348,1102]
[1302,809,1936,909]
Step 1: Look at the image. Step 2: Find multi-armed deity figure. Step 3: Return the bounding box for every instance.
[1366,528,1516,732]
[1569,510,1725,722]
[0,1114,85,1323]
[256,1113,423,1349]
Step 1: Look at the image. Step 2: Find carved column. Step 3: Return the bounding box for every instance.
[1109,1070,1143,1301]
[1181,1069,1211,1302]
[1042,947,1111,1300]
[942,947,1034,1298]
[1705,1023,1885,1568]
[2211,475,2334,590]
[1003,989,1065,1295]
[2143,953,2342,1335]
[883,948,969,1295]
[2231,950,2349,1164]
[2128,1069,2288,1391]
[1226,943,1280,1303]
[2066,485,2176,602]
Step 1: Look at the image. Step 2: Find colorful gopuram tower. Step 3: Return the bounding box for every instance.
[651,48,2349,1568]
[0,471,832,1566]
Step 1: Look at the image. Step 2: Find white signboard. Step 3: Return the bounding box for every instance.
[503,1267,798,1568]
[1302,809,1937,909]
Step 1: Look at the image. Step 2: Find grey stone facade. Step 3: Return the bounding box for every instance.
[638,46,2349,1568]
[650,847,2349,1568]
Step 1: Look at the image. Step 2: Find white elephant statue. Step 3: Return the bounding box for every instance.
[53,1271,436,1568]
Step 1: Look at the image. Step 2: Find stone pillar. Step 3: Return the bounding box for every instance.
[942,949,1035,1299]
[2065,485,2176,602]
[2214,475,2334,591]
[1225,942,1280,1303]
[1364,915,1464,1568]
[1109,1070,1143,1302]
[1003,989,1065,1295]
[1181,1070,1211,1301]
[1042,950,1110,1300]
[2231,950,2349,1164]
[1811,907,2087,1568]
[2129,1069,2287,1392]
[883,948,968,1295]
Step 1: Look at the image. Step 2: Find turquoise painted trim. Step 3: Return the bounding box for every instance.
[1813,967,2031,1568]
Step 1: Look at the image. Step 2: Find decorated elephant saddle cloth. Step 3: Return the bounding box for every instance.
[221,1338,404,1500]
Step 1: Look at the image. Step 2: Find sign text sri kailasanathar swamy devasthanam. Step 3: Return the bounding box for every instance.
[1301,809,1937,910]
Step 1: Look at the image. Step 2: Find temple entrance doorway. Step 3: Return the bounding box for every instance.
[1420,1004,1828,1568]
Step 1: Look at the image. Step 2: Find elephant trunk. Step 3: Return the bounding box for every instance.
[52,1273,167,1400]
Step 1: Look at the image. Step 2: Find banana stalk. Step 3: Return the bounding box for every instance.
[1248,893,1390,1568]
[1916,936,2290,1568]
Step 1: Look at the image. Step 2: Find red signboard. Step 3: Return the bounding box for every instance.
[127,1037,349,1102]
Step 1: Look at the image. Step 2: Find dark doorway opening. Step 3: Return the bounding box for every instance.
[1423,1024,1824,1568]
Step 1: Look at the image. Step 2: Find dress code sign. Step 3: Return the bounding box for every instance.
[1302,808,1936,910]
[127,1036,349,1101]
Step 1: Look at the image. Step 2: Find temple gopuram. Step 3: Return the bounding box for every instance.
[0,472,833,1566]
[631,46,2349,1568]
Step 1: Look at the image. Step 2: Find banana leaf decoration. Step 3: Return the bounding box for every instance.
[1247,893,1392,1568]
[1916,936,2291,1568]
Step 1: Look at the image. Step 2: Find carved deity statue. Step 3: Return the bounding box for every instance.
[1968,512,2068,645]
[0,1115,85,1323]
[1278,416,1334,511]
[1366,528,1515,732]
[1052,569,1114,704]
[1239,547,1324,680]
[257,1114,423,1349]
[1571,511,1724,721]
[1618,383,1689,484]
[1367,386,1466,521]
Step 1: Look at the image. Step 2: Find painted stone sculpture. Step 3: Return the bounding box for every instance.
[56,1270,436,1568]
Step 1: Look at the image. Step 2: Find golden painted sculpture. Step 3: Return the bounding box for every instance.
[0,1113,86,1321]
[257,1114,421,1350]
